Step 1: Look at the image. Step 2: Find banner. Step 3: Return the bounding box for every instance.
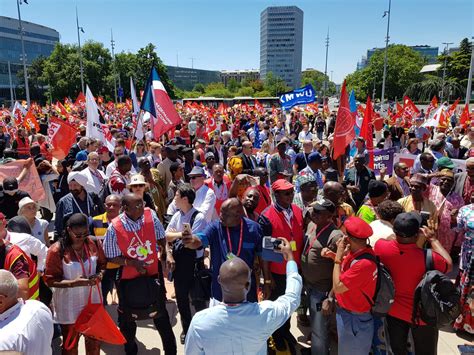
[0,160,45,202]
[393,154,466,174]
[48,116,78,160]
[279,84,316,110]
[373,148,396,176]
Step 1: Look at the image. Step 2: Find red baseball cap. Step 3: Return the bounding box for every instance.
[343,217,373,239]
[271,179,294,192]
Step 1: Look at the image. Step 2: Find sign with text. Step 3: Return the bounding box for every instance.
[0,160,45,202]
[279,84,316,110]
[373,148,396,176]
[393,154,466,173]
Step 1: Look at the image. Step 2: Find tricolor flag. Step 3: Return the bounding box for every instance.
[140,67,181,139]
[86,85,114,150]
[130,77,144,141]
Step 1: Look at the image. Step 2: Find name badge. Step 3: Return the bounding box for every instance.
[290,240,297,252]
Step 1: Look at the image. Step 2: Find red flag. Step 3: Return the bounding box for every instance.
[360,97,374,168]
[23,110,40,131]
[447,98,460,117]
[206,109,217,134]
[75,92,86,108]
[332,81,355,160]
[402,96,419,119]
[254,100,264,114]
[426,96,438,116]
[48,117,78,160]
[460,103,470,128]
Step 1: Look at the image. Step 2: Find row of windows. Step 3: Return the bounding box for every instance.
[0,26,59,42]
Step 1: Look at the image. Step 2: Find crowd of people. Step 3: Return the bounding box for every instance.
[0,97,473,355]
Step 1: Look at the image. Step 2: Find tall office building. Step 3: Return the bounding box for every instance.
[260,6,303,89]
[0,16,59,103]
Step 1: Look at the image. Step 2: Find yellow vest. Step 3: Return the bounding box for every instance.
[92,213,119,269]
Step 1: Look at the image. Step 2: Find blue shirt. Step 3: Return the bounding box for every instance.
[185,260,302,355]
[196,218,263,302]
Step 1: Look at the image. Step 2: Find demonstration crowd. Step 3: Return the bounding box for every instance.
[0,96,473,355]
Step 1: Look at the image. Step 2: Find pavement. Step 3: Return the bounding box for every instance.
[71,277,472,354]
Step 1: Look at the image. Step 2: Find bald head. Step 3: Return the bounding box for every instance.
[323,181,345,205]
[0,270,19,313]
[218,257,251,303]
[220,198,244,227]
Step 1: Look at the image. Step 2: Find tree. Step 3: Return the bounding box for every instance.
[227,78,240,93]
[301,69,336,96]
[439,38,472,90]
[264,72,289,96]
[114,51,140,98]
[135,43,176,98]
[17,56,47,102]
[193,83,205,94]
[404,76,463,102]
[236,86,254,96]
[346,44,425,100]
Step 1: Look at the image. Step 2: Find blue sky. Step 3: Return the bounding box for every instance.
[1,0,472,83]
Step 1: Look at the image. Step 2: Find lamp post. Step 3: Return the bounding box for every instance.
[16,0,30,107]
[440,42,453,103]
[111,29,118,103]
[323,28,330,99]
[380,0,391,105]
[76,6,85,94]
[465,37,474,105]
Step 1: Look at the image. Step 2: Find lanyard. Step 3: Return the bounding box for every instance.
[226,220,244,257]
[72,195,90,216]
[304,223,332,256]
[72,243,92,277]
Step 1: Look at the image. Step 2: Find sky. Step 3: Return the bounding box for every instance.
[1,0,472,83]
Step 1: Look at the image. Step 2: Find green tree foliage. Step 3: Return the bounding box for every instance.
[17,56,47,102]
[236,86,254,96]
[264,72,289,96]
[345,44,425,100]
[404,76,463,102]
[227,78,241,93]
[301,69,336,96]
[439,38,472,90]
[193,83,205,93]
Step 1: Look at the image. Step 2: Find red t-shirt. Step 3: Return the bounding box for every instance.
[374,239,448,323]
[336,247,377,313]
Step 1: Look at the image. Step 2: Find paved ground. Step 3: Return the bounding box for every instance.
[71,277,472,354]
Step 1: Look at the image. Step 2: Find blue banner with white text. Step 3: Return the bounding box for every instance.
[279,84,316,110]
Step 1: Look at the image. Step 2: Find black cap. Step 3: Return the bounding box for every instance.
[311,199,336,213]
[368,180,388,198]
[393,212,422,238]
[2,177,18,191]
[182,147,193,154]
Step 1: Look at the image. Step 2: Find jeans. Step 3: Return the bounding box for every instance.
[386,315,438,355]
[308,288,330,355]
[101,268,119,305]
[336,307,374,355]
[317,131,324,141]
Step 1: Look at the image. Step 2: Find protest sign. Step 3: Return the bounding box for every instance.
[373,148,396,176]
[0,160,45,202]
[279,84,316,110]
[393,153,466,173]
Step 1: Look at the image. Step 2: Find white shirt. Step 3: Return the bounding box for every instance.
[298,130,313,142]
[369,219,395,246]
[81,167,107,195]
[106,160,136,178]
[185,261,302,355]
[0,300,53,355]
[6,231,48,272]
[31,218,49,245]
[167,184,217,222]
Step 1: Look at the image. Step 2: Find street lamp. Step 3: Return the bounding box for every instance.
[16,0,30,108]
[380,0,391,105]
[323,28,330,99]
[465,37,474,105]
[441,42,453,103]
[76,6,85,94]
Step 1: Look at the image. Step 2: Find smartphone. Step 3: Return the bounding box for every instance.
[420,211,430,227]
[183,223,192,235]
[262,236,282,251]
[167,270,174,282]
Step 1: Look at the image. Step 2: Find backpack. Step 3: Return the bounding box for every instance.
[355,253,395,317]
[412,249,461,328]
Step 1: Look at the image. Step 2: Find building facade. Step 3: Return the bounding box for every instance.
[0,16,60,103]
[357,45,439,70]
[220,69,260,86]
[166,65,221,91]
[260,6,303,89]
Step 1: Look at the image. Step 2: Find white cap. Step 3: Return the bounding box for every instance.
[127,174,148,187]
[18,196,38,214]
[67,171,89,188]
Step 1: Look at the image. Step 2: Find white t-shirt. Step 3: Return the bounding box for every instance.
[31,218,49,244]
[369,220,395,246]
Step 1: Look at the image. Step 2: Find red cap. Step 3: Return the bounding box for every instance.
[343,217,373,239]
[98,146,109,154]
[271,179,294,192]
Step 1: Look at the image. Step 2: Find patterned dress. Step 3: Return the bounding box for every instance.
[429,185,465,253]
[454,204,474,334]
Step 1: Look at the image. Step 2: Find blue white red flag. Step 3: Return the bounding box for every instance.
[140,67,181,139]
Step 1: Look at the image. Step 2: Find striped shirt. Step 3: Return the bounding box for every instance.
[103,210,165,259]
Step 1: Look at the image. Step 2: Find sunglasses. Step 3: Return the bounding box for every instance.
[190,176,202,180]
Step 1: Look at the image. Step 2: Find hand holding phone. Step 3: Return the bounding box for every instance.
[182,223,192,237]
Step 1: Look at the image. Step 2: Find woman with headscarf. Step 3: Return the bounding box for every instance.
[44,213,106,355]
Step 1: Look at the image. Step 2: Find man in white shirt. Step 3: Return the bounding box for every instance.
[369,200,404,246]
[298,124,313,142]
[185,238,302,355]
[0,270,53,355]
[167,167,216,222]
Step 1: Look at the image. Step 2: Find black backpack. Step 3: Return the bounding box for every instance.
[412,249,461,328]
[354,253,395,317]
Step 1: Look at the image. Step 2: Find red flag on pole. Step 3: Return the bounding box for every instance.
[360,96,374,168]
[23,110,40,131]
[48,116,78,160]
[332,81,355,160]
[447,98,460,117]
[426,96,438,116]
[460,103,470,128]
[75,92,86,108]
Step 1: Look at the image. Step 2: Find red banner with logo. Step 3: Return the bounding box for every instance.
[48,117,78,160]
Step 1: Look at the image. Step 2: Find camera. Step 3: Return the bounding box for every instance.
[420,211,430,227]
[263,236,282,250]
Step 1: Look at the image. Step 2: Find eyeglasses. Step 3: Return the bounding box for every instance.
[131,184,146,188]
[190,176,202,180]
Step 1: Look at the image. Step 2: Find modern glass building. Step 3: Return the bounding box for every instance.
[166,65,221,91]
[0,16,59,103]
[260,6,303,89]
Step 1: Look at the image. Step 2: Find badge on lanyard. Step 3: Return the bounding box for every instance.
[290,240,297,252]
[301,254,307,263]
[226,252,236,260]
